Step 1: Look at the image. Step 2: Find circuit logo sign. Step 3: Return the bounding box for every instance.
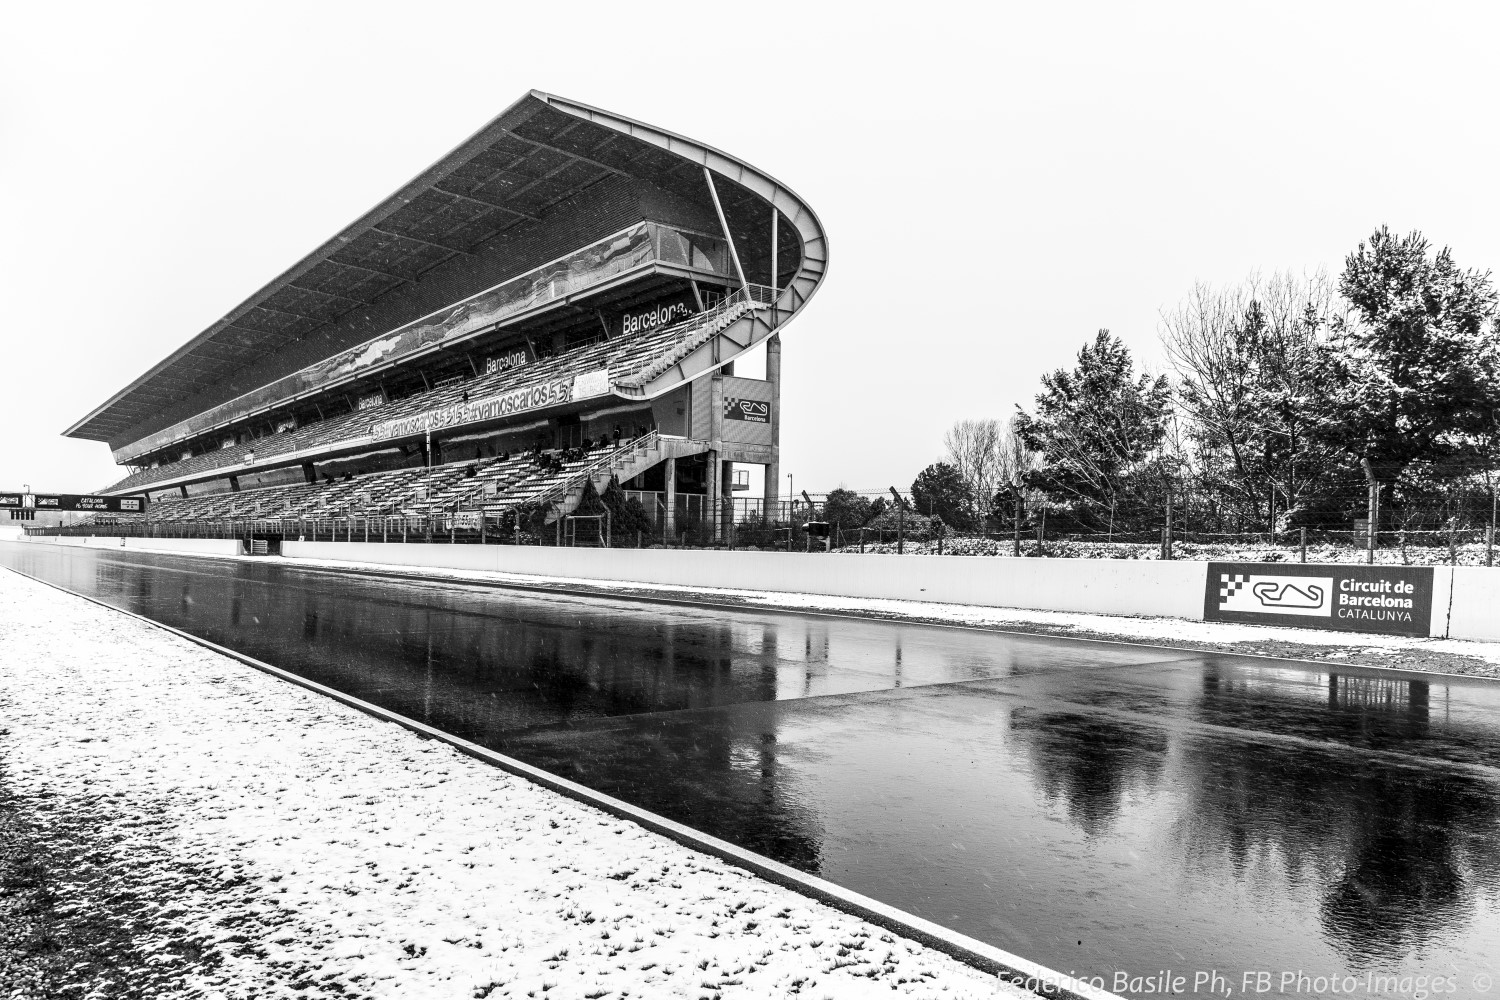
[1219,572,1333,618]
[1204,562,1434,637]
[724,397,771,423]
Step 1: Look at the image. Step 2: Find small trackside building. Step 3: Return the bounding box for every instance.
[63,91,827,536]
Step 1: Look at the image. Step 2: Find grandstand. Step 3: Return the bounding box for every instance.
[59,92,826,542]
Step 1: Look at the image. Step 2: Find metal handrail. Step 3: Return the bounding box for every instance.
[616,285,774,387]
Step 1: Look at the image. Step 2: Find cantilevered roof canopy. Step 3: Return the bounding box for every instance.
[66,91,827,447]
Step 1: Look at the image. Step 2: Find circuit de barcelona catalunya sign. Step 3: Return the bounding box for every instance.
[369,372,609,442]
[1203,562,1435,637]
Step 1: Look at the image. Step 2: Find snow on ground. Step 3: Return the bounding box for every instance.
[237,552,1500,678]
[0,568,1031,1000]
[836,536,1500,566]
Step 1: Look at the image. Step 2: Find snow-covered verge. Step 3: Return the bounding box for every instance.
[254,553,1500,679]
[0,568,1033,1000]
[837,535,1500,565]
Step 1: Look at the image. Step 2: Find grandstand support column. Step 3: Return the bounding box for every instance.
[708,451,721,542]
[721,459,735,543]
[764,333,782,515]
[710,375,725,542]
[664,456,677,541]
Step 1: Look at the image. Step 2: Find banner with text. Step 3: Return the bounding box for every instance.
[370,377,592,442]
[1203,562,1435,636]
[0,493,147,513]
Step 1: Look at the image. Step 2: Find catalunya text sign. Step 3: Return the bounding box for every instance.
[0,493,147,513]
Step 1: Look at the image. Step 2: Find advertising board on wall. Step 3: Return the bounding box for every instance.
[0,493,147,513]
[724,397,771,423]
[1203,562,1434,637]
[485,346,530,375]
[369,372,612,442]
[613,293,696,338]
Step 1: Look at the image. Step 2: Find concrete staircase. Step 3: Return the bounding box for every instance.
[532,432,709,524]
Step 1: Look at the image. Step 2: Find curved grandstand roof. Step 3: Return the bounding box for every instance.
[66,90,827,446]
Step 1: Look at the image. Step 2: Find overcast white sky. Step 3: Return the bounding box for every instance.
[3,1,1499,495]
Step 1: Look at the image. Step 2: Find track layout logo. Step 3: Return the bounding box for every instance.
[1219,572,1334,618]
[724,397,770,423]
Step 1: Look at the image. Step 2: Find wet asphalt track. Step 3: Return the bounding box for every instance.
[3,542,1498,998]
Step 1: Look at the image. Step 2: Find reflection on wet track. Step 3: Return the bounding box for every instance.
[4,543,1498,998]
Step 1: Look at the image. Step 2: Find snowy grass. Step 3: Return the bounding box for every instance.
[0,568,1032,1000]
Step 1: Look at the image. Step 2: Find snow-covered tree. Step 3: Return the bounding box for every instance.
[910,462,972,530]
[1015,330,1173,530]
[1312,227,1500,488]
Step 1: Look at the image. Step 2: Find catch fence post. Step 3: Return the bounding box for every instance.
[1449,520,1457,565]
[1163,490,1174,560]
[859,526,866,554]
[1300,526,1307,564]
[1488,524,1495,567]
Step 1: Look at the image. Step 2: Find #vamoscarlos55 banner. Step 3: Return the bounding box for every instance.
[1203,562,1435,637]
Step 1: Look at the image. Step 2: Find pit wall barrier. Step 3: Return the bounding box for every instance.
[282,542,1214,620]
[21,535,242,557]
[1446,567,1500,642]
[19,535,1493,642]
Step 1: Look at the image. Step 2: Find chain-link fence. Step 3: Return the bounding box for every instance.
[28,473,1500,565]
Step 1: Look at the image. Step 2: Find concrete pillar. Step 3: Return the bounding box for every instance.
[721,459,735,540]
[664,455,677,540]
[708,450,721,542]
[710,375,725,541]
[764,334,782,519]
[228,475,240,492]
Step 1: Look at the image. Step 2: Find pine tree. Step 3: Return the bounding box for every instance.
[1312,227,1500,487]
[910,463,972,530]
[1015,330,1172,530]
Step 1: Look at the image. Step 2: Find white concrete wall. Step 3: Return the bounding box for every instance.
[21,535,242,557]
[282,542,1212,620]
[24,533,1499,640]
[1444,567,1500,641]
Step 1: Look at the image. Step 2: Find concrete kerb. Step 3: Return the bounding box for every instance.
[4,566,1124,1000]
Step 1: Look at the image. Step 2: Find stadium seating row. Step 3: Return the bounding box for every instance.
[104,297,750,496]
[85,439,637,527]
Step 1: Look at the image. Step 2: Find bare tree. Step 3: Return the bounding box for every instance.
[943,418,1004,522]
[995,417,1039,497]
[1159,270,1340,531]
